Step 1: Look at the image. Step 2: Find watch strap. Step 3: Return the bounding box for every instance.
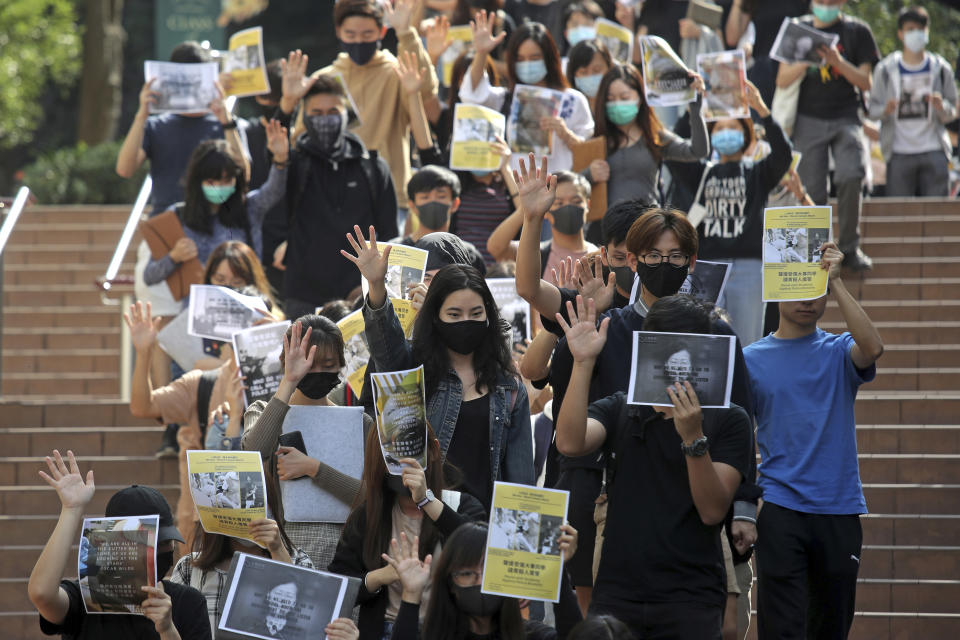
[681,435,709,457]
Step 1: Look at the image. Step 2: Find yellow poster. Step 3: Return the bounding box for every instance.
[186,450,268,546]
[762,206,832,302]
[440,25,474,87]
[450,103,506,172]
[595,18,633,64]
[337,301,418,397]
[482,482,570,602]
[393,298,418,338]
[361,243,429,301]
[371,366,428,474]
[224,27,269,97]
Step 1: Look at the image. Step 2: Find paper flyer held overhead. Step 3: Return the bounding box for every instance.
[223,26,269,97]
[217,552,360,640]
[361,243,429,301]
[627,331,736,408]
[187,450,268,546]
[280,405,366,523]
[508,84,564,156]
[187,284,269,342]
[144,60,219,114]
[232,321,290,406]
[687,0,724,31]
[78,515,158,614]
[440,25,474,87]
[482,482,570,602]
[486,277,531,348]
[697,50,748,122]
[677,260,731,306]
[762,206,832,301]
[450,103,506,172]
[371,366,428,475]
[640,36,695,107]
[769,18,840,65]
[337,309,372,395]
[595,18,633,64]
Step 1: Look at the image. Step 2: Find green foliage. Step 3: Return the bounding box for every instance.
[22,141,149,205]
[846,0,960,65]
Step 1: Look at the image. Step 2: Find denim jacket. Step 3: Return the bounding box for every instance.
[362,297,535,487]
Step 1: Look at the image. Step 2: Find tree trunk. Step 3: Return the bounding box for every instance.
[77,0,126,145]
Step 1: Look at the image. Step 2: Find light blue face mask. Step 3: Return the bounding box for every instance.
[575,73,603,98]
[811,2,842,24]
[470,170,492,178]
[711,128,746,156]
[202,183,236,205]
[515,59,548,85]
[566,25,597,47]
[903,29,929,54]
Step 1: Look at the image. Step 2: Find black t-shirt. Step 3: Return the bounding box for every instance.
[796,15,880,121]
[505,0,565,48]
[587,396,752,607]
[750,1,811,59]
[446,394,493,512]
[39,579,211,640]
[638,0,689,53]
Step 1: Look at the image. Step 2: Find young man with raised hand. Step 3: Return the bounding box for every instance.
[744,241,884,640]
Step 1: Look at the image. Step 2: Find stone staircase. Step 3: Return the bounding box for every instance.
[0,202,958,638]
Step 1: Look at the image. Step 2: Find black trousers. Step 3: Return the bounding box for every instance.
[590,598,722,640]
[756,502,863,640]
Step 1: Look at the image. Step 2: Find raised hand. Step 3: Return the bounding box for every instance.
[385,0,418,34]
[38,450,95,511]
[819,240,843,280]
[471,10,506,56]
[424,15,452,64]
[395,50,424,96]
[666,381,703,443]
[490,136,512,171]
[556,295,609,362]
[280,50,318,110]
[744,80,770,118]
[141,582,174,634]
[265,119,290,164]
[551,256,578,290]
[209,80,231,124]
[575,256,616,313]
[381,532,433,603]
[398,458,428,503]
[138,78,159,115]
[340,225,392,289]
[124,301,158,352]
[282,321,316,385]
[514,153,557,220]
[688,71,706,95]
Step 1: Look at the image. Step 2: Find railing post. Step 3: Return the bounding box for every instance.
[120,293,133,402]
[0,186,31,396]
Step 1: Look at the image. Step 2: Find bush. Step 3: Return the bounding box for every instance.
[21,140,149,205]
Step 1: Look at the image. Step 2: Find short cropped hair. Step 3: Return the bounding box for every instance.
[643,296,713,334]
[898,6,929,29]
[334,0,384,28]
[265,59,284,103]
[625,208,698,257]
[169,41,212,64]
[407,165,462,201]
[305,74,346,100]
[601,199,649,247]
[555,170,591,200]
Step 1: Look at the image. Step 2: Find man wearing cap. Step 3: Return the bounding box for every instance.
[28,450,211,640]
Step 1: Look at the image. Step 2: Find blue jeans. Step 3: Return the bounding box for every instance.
[715,257,764,346]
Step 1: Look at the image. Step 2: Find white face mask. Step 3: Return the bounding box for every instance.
[903,29,928,54]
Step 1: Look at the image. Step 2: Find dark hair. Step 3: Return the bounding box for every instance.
[707,117,756,156]
[625,208,698,257]
[333,0,384,28]
[594,64,664,160]
[448,51,499,115]
[317,299,353,323]
[278,315,346,369]
[408,165,462,201]
[898,6,929,29]
[563,1,604,33]
[203,241,277,309]
[504,23,568,89]
[485,261,516,278]
[568,615,634,640]
[555,170,591,200]
[305,74,347,100]
[566,39,613,88]
[452,0,505,31]
[265,59,284,103]
[601,199,649,247]
[643,295,713,334]
[169,41,212,63]
[422,523,525,640]
[180,140,248,235]
[351,425,446,569]
[411,265,516,396]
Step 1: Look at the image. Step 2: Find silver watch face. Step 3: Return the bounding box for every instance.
[424,489,435,502]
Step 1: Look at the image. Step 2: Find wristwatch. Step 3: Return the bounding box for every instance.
[416,489,436,510]
[681,435,709,457]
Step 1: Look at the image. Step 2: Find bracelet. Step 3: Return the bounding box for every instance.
[221,119,238,130]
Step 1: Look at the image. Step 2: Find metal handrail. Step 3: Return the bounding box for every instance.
[0,186,31,258]
[98,176,152,299]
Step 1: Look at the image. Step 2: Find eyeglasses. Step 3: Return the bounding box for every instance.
[450,569,483,586]
[640,252,689,268]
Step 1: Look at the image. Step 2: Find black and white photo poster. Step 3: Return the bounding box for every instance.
[233,322,290,406]
[187,285,269,342]
[769,19,839,65]
[627,331,735,408]
[486,277,531,347]
[79,515,158,614]
[143,60,219,113]
[677,260,731,305]
[218,553,354,640]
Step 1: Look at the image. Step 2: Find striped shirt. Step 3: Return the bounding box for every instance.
[450,177,513,266]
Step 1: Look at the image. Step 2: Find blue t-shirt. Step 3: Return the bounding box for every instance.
[744,328,875,515]
[142,113,226,213]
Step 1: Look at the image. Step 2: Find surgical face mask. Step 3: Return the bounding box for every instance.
[606,99,640,126]
[903,29,928,54]
[515,59,548,85]
[341,39,380,65]
[610,264,635,293]
[451,584,504,616]
[636,263,689,298]
[811,2,842,23]
[551,204,586,235]
[574,73,603,98]
[304,113,346,151]
[416,201,451,230]
[711,128,745,156]
[566,25,596,47]
[434,318,488,355]
[297,371,341,399]
[202,183,236,205]
[470,170,492,178]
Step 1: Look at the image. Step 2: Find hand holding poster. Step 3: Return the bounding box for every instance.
[697,50,748,122]
[187,284,270,341]
[371,366,428,475]
[508,85,564,156]
[595,18,633,64]
[677,260,731,305]
[627,331,736,408]
[336,303,418,396]
[483,482,570,602]
[361,243,429,301]
[640,36,695,107]
[232,321,290,406]
[486,277,531,347]
[187,450,268,546]
[223,26,269,97]
[450,103,506,171]
[79,515,158,614]
[762,206,832,301]
[143,61,219,113]
[769,19,840,65]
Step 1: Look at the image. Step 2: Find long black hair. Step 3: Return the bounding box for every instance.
[411,264,515,396]
[422,523,524,640]
[504,22,568,90]
[594,64,664,160]
[179,139,249,236]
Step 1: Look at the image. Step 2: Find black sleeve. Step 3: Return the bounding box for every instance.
[553,568,584,639]
[585,393,622,451]
[546,337,576,417]
[417,144,445,168]
[708,406,754,481]
[168,581,213,640]
[539,288,578,337]
[390,600,421,640]
[433,492,486,536]
[851,21,881,68]
[38,580,84,636]
[374,157,399,239]
[329,510,381,604]
[756,115,793,194]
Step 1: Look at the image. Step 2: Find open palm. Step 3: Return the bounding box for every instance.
[39,450,95,510]
[471,10,506,56]
[514,153,556,219]
[382,532,432,596]
[341,225,391,285]
[557,296,609,362]
[124,301,157,352]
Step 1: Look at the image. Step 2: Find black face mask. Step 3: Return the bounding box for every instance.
[416,202,450,230]
[550,205,586,235]
[257,102,279,120]
[304,113,346,153]
[434,319,488,355]
[157,550,175,579]
[385,474,408,495]
[451,584,504,616]
[341,39,380,65]
[610,264,635,293]
[636,263,689,298]
[297,372,341,400]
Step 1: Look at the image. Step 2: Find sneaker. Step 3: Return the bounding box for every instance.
[842,248,873,272]
[155,424,180,459]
